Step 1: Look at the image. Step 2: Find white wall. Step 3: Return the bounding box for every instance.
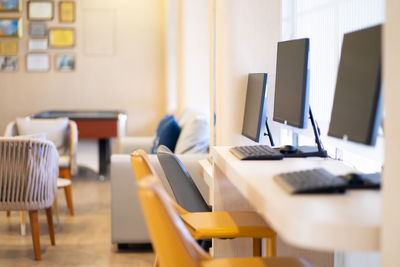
[180,0,210,115]
[165,0,210,116]
[165,0,179,113]
[0,0,166,136]
[212,0,281,146]
[382,0,400,266]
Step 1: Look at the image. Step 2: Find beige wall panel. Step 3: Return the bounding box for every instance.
[382,0,400,266]
[83,9,115,56]
[0,0,166,136]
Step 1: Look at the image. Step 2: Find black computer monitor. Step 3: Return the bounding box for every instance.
[273,38,310,129]
[328,25,382,146]
[241,73,268,143]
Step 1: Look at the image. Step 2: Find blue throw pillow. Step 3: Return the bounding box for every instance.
[152,115,181,153]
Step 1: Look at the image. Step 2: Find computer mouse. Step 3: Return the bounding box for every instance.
[342,173,365,185]
[279,145,297,154]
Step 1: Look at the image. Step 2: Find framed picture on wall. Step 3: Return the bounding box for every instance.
[26,53,49,72]
[0,40,18,55]
[59,1,75,23]
[0,0,22,12]
[55,54,75,71]
[48,28,74,48]
[29,22,46,37]
[29,39,47,51]
[0,55,17,71]
[0,18,22,38]
[27,0,54,21]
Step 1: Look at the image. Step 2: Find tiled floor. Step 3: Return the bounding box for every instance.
[0,167,155,266]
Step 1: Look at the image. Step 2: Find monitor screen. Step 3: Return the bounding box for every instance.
[328,25,382,146]
[273,38,310,129]
[241,73,268,142]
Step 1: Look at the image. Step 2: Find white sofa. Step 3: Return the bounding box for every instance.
[111,110,210,246]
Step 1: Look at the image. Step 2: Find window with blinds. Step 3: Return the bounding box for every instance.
[281,0,384,172]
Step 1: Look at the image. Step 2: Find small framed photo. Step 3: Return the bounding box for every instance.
[0,55,17,71]
[29,39,47,51]
[59,1,75,23]
[0,18,22,38]
[0,0,22,12]
[0,40,18,55]
[29,22,46,37]
[55,54,75,71]
[49,28,74,48]
[26,53,50,72]
[27,0,54,21]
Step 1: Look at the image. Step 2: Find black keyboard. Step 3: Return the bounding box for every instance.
[230,145,283,160]
[273,168,347,194]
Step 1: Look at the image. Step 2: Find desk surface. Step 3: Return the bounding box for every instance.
[213,147,381,251]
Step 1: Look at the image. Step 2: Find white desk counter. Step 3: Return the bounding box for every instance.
[212,147,381,252]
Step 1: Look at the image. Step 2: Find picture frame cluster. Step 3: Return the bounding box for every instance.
[0,0,76,72]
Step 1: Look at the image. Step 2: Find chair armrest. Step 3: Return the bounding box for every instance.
[4,121,17,136]
[113,136,154,154]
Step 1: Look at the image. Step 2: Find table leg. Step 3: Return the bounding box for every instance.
[98,138,111,178]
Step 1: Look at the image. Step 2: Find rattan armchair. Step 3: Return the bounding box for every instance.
[0,138,58,260]
[4,118,77,219]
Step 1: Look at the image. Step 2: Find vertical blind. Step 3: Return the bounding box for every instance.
[281,0,384,171]
[282,0,384,128]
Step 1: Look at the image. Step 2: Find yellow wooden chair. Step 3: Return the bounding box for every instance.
[130,149,276,257]
[137,175,314,267]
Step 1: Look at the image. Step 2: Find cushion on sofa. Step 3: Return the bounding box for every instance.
[151,115,181,153]
[16,117,68,149]
[174,112,209,154]
[176,108,196,127]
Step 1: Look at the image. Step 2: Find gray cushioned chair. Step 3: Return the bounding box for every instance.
[156,145,212,249]
[156,145,210,213]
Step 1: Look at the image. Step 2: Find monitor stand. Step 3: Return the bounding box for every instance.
[264,117,275,146]
[276,107,328,158]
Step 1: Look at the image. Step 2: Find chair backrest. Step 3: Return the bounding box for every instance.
[130,149,187,215]
[156,145,210,212]
[0,138,59,211]
[4,119,78,175]
[137,175,211,267]
[130,149,155,180]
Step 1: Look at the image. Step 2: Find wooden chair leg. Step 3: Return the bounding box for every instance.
[253,238,262,257]
[64,185,74,216]
[59,168,71,179]
[266,234,277,257]
[60,167,74,216]
[53,197,60,224]
[153,255,159,267]
[6,211,10,217]
[45,207,56,246]
[29,210,41,260]
[20,211,26,236]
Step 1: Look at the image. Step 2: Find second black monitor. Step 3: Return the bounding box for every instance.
[241,73,268,142]
[273,38,310,129]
